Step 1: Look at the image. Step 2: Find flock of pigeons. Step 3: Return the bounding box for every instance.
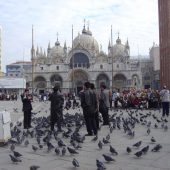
[6,101,169,170]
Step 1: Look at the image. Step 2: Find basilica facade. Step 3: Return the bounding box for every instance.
[26,25,142,94]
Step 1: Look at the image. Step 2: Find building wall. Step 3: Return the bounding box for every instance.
[158,0,170,88]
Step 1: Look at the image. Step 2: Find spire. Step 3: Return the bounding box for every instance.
[116,31,121,44]
[87,20,92,36]
[82,19,87,34]
[55,32,60,46]
[64,41,67,49]
[36,46,39,56]
[48,41,51,49]
[125,38,130,49]
[108,39,111,49]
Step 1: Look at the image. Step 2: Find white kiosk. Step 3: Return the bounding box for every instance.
[0,111,11,143]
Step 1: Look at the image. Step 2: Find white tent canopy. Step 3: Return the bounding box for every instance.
[0,78,26,89]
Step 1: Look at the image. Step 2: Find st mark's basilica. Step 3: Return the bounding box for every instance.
[26,24,142,94]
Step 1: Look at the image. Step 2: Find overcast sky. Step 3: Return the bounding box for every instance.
[0,0,159,72]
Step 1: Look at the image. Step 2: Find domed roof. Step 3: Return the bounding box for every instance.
[112,36,127,57]
[73,26,99,54]
[49,39,64,58]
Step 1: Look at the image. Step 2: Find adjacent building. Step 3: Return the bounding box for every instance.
[158,0,170,88]
[6,61,32,78]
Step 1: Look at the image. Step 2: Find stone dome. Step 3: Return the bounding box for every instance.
[112,37,127,57]
[49,39,64,58]
[73,26,99,54]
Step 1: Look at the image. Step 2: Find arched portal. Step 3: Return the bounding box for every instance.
[113,74,127,90]
[50,74,63,88]
[70,69,88,94]
[34,76,47,94]
[96,73,110,89]
[70,52,90,68]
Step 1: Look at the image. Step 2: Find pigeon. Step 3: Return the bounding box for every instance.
[62,147,66,156]
[126,147,132,154]
[106,134,110,141]
[24,140,29,147]
[30,165,40,170]
[110,145,118,155]
[58,139,66,147]
[103,138,110,144]
[133,141,142,148]
[9,154,22,163]
[164,125,168,131]
[141,145,149,154]
[67,147,79,154]
[47,142,55,151]
[96,159,106,169]
[13,151,22,157]
[55,147,60,155]
[151,137,156,143]
[32,145,38,152]
[72,158,79,167]
[98,140,103,149]
[147,128,151,135]
[151,144,162,152]
[134,150,143,158]
[10,144,15,151]
[102,154,115,162]
[91,135,98,142]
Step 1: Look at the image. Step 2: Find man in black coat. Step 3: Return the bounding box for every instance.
[80,82,97,136]
[21,89,33,129]
[49,85,64,132]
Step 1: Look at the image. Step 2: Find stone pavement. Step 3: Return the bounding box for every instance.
[0,100,170,170]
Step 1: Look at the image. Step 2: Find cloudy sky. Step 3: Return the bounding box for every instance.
[0,0,158,72]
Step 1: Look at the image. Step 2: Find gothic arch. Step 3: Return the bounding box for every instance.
[113,74,127,89]
[50,74,63,88]
[96,73,110,89]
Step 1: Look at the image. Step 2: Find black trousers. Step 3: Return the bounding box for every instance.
[95,111,99,129]
[23,110,31,129]
[162,102,169,117]
[100,108,109,125]
[84,114,97,135]
[50,114,62,131]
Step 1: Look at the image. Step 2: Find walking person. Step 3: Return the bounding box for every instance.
[160,85,170,118]
[99,84,111,125]
[80,82,97,136]
[21,89,33,129]
[49,85,64,132]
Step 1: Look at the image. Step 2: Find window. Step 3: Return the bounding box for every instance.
[41,67,43,70]
[56,66,59,70]
[100,64,103,69]
[117,64,119,68]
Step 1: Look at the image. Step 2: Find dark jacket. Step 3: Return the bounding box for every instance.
[21,94,32,111]
[49,91,64,118]
[80,89,97,116]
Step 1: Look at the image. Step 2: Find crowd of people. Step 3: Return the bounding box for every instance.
[20,84,169,137]
[0,92,18,101]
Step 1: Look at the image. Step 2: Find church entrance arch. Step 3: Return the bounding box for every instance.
[34,76,47,94]
[70,69,88,94]
[50,74,63,88]
[96,73,110,89]
[113,74,126,90]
